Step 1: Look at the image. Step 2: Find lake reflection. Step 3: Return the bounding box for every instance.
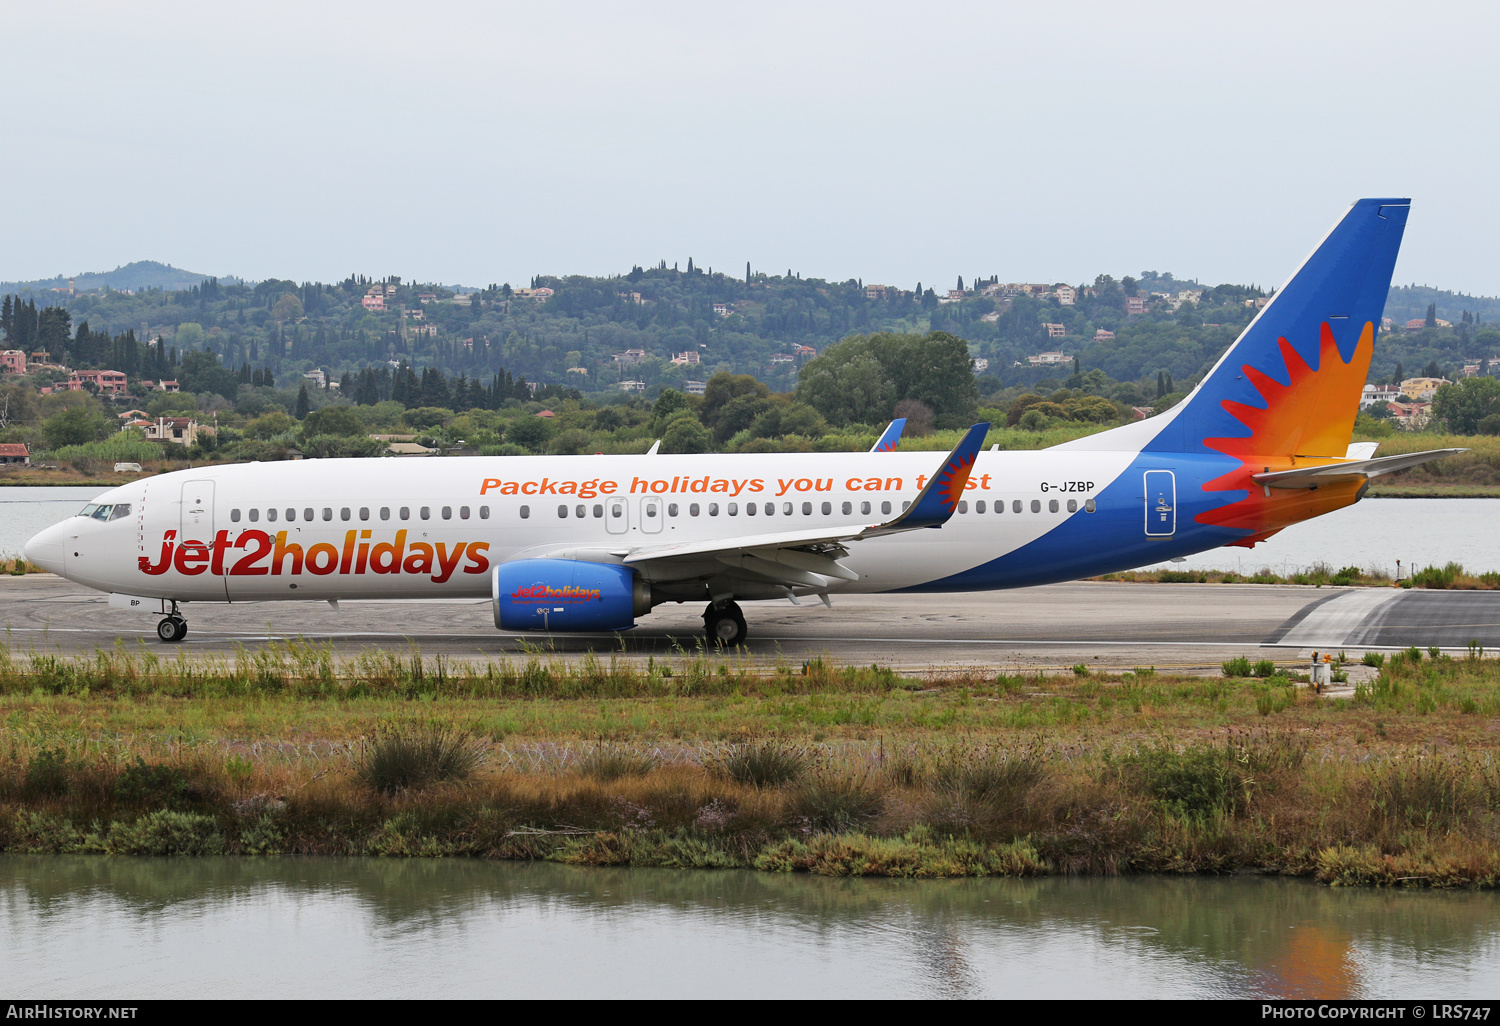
[2,857,1497,998]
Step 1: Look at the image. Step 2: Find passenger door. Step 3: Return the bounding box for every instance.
[180,481,215,538]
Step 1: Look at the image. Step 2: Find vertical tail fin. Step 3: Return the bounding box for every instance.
[1055,198,1409,456]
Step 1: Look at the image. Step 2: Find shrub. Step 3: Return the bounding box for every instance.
[934,743,1045,808]
[1411,563,1461,589]
[24,747,75,798]
[356,723,481,795]
[1221,656,1253,678]
[1252,659,1277,678]
[103,810,224,855]
[577,746,657,782]
[715,742,807,787]
[792,774,884,833]
[1368,758,1471,829]
[113,759,191,807]
[1362,652,1385,668]
[1127,745,1244,818]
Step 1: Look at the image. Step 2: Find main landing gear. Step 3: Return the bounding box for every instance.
[703,600,747,647]
[156,602,187,644]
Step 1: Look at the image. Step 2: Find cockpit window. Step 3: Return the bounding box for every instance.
[77,503,132,521]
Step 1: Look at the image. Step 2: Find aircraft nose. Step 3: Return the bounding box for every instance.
[23,523,66,575]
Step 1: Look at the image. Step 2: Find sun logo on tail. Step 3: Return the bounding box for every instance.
[1195,320,1374,535]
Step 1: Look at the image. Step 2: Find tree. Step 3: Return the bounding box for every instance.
[1431,377,1500,433]
[660,414,711,453]
[272,293,305,322]
[649,388,692,435]
[42,407,110,449]
[294,384,311,419]
[1425,303,1438,329]
[300,405,365,438]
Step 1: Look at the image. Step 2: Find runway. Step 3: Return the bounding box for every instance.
[5,575,1499,673]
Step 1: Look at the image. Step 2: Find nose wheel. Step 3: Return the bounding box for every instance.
[156,616,188,643]
[703,600,747,647]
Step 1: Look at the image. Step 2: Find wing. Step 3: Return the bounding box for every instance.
[507,423,990,594]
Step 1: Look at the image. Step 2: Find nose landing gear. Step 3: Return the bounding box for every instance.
[703,600,747,647]
[156,602,187,643]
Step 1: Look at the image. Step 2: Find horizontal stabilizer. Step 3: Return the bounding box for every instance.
[1251,448,1465,489]
[1345,442,1379,460]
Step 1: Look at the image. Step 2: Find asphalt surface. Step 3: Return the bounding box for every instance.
[5,575,1493,674]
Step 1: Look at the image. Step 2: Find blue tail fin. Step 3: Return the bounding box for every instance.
[1056,198,1409,456]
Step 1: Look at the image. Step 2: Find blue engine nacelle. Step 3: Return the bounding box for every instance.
[492,559,651,632]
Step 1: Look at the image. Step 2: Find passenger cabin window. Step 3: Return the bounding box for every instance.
[746,502,757,516]
[902,501,910,511]
[557,505,568,518]
[842,502,852,515]
[267,508,278,522]
[341,508,351,521]
[380,507,390,521]
[861,501,871,515]
[689,503,700,516]
[460,506,470,520]
[575,504,585,519]
[764,502,774,516]
[286,509,295,522]
[321,508,332,521]
[480,506,491,519]
[1049,499,1059,513]
[1067,499,1078,513]
[1085,498,1097,513]
[400,507,410,521]
[359,507,369,521]
[442,506,452,520]
[782,502,793,515]
[976,500,986,513]
[708,503,719,516]
[1031,500,1041,513]
[520,505,530,519]
[958,501,968,514]
[821,502,831,515]
[420,507,430,520]
[304,508,314,522]
[1013,500,1023,514]
[667,503,678,517]
[248,509,260,522]
[802,502,812,515]
[727,503,738,516]
[593,505,603,518]
[881,501,891,515]
[230,509,241,523]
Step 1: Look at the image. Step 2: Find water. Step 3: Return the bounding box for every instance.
[2,487,1495,577]
[1,858,1495,998]
[1135,498,1500,577]
[0,486,106,558]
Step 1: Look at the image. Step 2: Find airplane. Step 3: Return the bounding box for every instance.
[24,198,1462,647]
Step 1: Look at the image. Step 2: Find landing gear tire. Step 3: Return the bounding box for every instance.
[156,616,187,643]
[704,602,747,647]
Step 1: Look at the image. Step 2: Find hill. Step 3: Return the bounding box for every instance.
[0,260,222,296]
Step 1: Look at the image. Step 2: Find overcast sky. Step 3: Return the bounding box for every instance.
[4,0,1497,294]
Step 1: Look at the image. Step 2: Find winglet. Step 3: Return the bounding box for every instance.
[864,422,989,535]
[869,418,907,452]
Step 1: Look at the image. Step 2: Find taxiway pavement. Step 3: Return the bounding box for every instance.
[3,575,1493,674]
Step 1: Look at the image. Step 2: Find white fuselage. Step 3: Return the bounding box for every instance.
[28,447,1155,605]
